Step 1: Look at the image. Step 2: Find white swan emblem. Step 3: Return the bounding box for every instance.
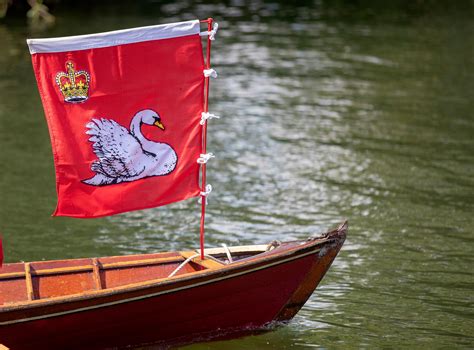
[83,109,177,186]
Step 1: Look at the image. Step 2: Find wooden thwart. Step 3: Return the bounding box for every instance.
[92,258,102,290]
[24,263,34,301]
[180,251,225,269]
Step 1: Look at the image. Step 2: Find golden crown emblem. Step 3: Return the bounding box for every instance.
[55,62,90,103]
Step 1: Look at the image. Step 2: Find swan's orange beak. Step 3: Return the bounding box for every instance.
[154,120,165,130]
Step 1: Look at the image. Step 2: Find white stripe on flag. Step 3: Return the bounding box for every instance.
[27,19,200,54]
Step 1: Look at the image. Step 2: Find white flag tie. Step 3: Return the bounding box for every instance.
[203,69,217,78]
[197,153,215,164]
[200,112,220,125]
[199,22,219,41]
[198,184,213,205]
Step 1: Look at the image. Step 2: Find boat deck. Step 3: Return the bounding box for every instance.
[0,245,271,306]
[0,252,205,305]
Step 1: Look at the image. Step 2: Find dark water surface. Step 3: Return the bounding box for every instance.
[1,1,473,348]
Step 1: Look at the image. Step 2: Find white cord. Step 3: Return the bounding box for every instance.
[197,153,215,164]
[199,23,219,40]
[168,253,215,278]
[198,184,213,205]
[209,22,219,40]
[200,112,220,125]
[221,243,233,263]
[203,69,217,78]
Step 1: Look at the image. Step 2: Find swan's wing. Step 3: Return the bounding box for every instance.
[86,118,144,178]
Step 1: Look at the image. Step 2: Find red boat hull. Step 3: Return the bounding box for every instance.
[0,224,346,349]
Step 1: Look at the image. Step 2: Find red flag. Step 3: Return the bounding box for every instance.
[27,20,204,218]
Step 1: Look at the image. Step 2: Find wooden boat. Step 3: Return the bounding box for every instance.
[0,221,346,349]
[1,18,348,349]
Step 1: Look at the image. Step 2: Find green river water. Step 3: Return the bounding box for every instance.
[0,1,473,349]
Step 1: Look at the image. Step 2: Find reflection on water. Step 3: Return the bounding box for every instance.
[1,1,473,348]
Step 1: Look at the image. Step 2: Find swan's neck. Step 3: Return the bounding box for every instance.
[130,117,156,152]
[130,117,144,140]
[130,116,172,156]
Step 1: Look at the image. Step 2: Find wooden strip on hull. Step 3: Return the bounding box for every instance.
[0,225,346,349]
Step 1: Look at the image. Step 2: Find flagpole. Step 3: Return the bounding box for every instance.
[200,18,213,260]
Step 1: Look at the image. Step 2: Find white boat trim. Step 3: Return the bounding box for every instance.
[27,19,200,54]
[0,246,321,326]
